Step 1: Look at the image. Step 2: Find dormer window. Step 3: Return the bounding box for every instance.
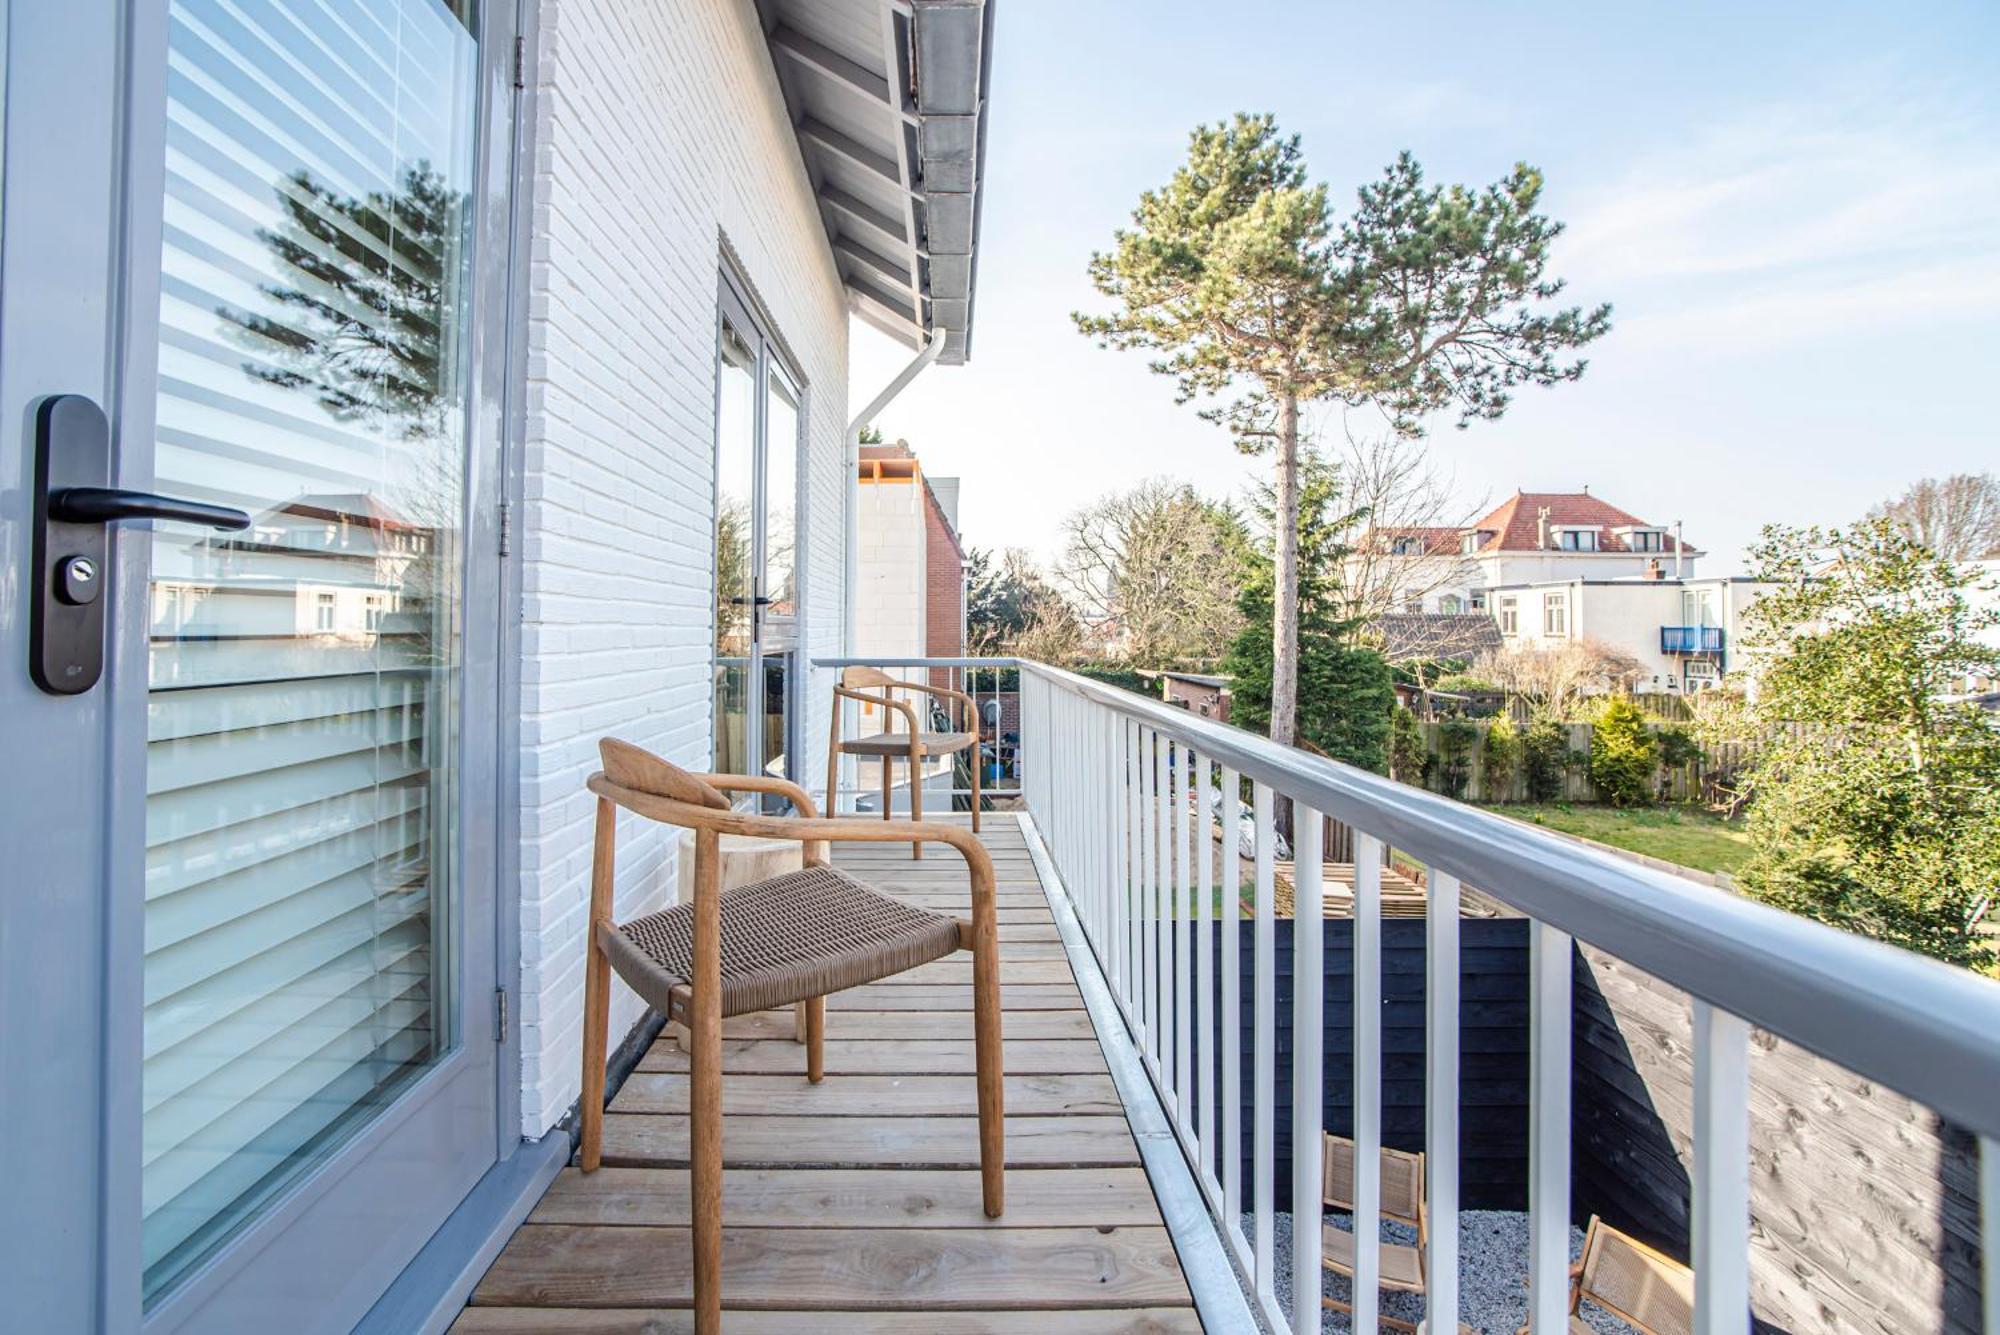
[1460,529,1492,554]
[1618,527,1667,553]
[1390,536,1423,556]
[1557,527,1600,552]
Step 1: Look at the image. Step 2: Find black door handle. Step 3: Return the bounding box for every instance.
[729,596,774,606]
[28,394,252,696]
[49,486,250,530]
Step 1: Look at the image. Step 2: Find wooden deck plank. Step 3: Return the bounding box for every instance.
[468,1224,1190,1310]
[527,1166,1163,1228]
[462,819,1196,1326]
[637,1038,1109,1076]
[714,1008,1096,1041]
[823,982,1083,1011]
[598,1114,1141,1168]
[610,1072,1121,1117]
[454,1307,1203,1332]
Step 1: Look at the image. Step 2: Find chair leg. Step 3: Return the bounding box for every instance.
[879,757,891,820]
[805,995,825,1084]
[580,796,616,1173]
[690,831,723,1335]
[969,743,982,833]
[971,922,1005,1217]
[909,748,924,860]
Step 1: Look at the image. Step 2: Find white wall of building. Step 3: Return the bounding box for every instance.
[855,478,927,658]
[513,0,849,1137]
[1493,577,1771,694]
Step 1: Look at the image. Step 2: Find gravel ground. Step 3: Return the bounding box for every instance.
[1242,1209,1628,1334]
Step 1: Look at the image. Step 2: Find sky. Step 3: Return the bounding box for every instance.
[849,0,2000,576]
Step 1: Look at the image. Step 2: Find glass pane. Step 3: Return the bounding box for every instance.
[142,0,479,1302]
[761,651,791,795]
[713,320,757,775]
[764,372,798,625]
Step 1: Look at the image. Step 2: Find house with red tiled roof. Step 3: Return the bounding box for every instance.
[1353,488,1702,618]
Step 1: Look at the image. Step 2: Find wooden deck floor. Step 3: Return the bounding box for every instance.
[456,817,1201,1333]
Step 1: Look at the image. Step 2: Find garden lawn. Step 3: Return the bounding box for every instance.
[1489,803,1752,878]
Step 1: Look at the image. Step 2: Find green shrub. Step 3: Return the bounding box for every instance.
[1433,672,1498,692]
[1522,718,1575,801]
[1655,724,1702,770]
[1481,716,1522,799]
[1434,719,1479,799]
[1389,705,1428,786]
[1589,695,1659,807]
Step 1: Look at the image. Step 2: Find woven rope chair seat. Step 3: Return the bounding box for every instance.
[597,863,963,1021]
[835,730,977,757]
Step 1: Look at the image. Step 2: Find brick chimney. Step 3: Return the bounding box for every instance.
[1644,558,1664,580]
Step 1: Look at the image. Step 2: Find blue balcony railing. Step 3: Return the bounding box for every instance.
[1661,624,1724,654]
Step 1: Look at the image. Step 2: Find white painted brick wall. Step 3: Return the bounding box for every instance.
[856,481,926,657]
[517,0,849,1136]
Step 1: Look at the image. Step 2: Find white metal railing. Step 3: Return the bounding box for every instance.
[819,655,2000,1334]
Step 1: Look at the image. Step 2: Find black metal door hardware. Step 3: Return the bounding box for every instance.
[29,394,250,696]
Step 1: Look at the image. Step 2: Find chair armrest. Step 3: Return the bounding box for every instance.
[833,684,920,737]
[692,772,820,818]
[883,679,977,733]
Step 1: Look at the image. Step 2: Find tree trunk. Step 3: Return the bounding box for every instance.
[1270,392,1301,750]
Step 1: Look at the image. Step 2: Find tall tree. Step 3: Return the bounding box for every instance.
[1223,448,1394,771]
[965,547,1069,656]
[1868,473,2000,560]
[1078,117,1608,749]
[1058,479,1244,667]
[1732,519,2000,970]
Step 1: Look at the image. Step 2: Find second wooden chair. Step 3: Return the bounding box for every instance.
[824,665,981,857]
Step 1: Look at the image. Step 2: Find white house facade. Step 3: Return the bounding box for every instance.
[1492,575,1775,694]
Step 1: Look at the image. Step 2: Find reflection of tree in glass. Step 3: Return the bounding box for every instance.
[234,163,467,440]
[716,498,753,654]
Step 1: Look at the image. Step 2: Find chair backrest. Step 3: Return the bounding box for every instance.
[1321,1133,1424,1229]
[1577,1216,1694,1335]
[599,738,730,812]
[841,665,899,691]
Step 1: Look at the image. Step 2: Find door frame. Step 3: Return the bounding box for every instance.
[0,0,524,1329]
[714,264,808,790]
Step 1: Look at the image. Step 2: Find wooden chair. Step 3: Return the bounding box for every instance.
[825,665,981,858]
[1516,1215,1694,1335]
[1320,1134,1433,1332]
[578,738,1005,1334]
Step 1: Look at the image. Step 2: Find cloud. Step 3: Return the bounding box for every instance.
[1557,77,2000,354]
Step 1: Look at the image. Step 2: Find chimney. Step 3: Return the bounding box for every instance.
[1537,506,1551,549]
[1645,558,1663,581]
[1673,520,1686,578]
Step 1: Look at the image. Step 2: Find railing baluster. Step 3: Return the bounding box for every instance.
[1427,868,1461,1334]
[1693,1000,1750,1335]
[1195,757,1216,1185]
[1528,919,1573,1334]
[1352,832,1384,1333]
[1220,765,1245,1250]
[1251,783,1278,1317]
[1291,805,1325,1327]
[1125,719,1142,1021]
[1153,732,1171,1077]
[1174,746,1193,1130]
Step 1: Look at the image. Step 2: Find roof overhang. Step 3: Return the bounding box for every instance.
[755,0,994,365]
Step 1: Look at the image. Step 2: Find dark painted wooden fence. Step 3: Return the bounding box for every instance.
[1193,917,1533,1213]
[1571,944,1984,1335]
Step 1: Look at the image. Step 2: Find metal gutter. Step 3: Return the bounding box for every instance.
[843,331,943,658]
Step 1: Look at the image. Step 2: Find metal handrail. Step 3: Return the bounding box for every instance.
[816,654,2000,1141]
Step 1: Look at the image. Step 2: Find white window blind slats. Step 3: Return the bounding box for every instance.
[142,0,475,1300]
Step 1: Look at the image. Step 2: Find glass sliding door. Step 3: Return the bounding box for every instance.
[710,279,804,793]
[142,0,483,1303]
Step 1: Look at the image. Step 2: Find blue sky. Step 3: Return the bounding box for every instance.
[850,0,2000,575]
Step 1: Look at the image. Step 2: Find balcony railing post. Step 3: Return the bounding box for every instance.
[1528,919,1574,1334]
[1251,782,1277,1313]
[1219,765,1244,1245]
[1195,756,1216,1184]
[1983,1137,1999,1334]
[1427,869,1461,1332]
[1290,807,1325,1327]
[1352,833,1384,1334]
[1693,1000,1750,1335]
[1174,745,1193,1131]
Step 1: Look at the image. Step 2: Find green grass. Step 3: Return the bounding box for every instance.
[1488,802,1752,877]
